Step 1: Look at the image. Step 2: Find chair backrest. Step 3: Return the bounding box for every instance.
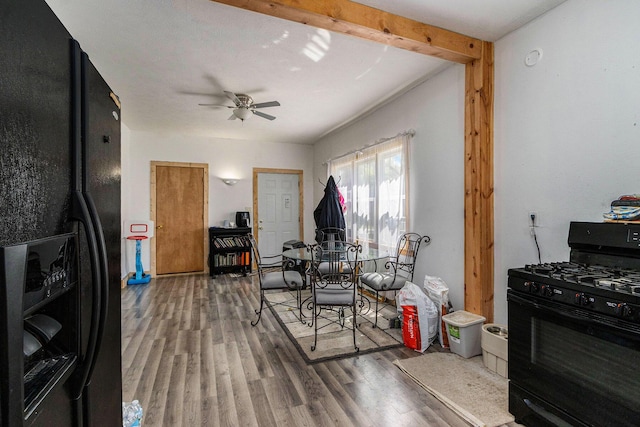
[310,242,361,289]
[391,233,430,281]
[247,234,263,274]
[249,233,297,276]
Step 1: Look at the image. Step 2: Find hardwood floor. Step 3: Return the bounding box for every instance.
[121,273,518,426]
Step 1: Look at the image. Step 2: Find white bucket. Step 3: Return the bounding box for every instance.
[442,310,486,358]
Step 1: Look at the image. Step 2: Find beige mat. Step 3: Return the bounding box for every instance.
[394,352,514,427]
[266,291,403,364]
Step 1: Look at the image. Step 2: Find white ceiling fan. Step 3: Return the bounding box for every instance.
[199,91,280,121]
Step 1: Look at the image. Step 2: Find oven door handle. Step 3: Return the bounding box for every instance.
[510,292,590,322]
[509,291,640,334]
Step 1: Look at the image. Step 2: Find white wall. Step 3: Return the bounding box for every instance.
[313,65,467,311]
[494,0,640,322]
[313,0,640,324]
[121,130,314,275]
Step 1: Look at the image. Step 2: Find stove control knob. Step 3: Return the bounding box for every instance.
[582,294,592,306]
[541,285,554,297]
[615,303,632,318]
[529,283,539,293]
[575,293,590,306]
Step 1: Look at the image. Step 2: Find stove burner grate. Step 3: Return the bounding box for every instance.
[522,262,640,294]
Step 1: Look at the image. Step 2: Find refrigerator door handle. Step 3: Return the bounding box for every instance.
[78,48,110,392]
[70,191,102,400]
[81,191,109,385]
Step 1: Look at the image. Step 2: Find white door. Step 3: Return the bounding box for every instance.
[257,173,300,257]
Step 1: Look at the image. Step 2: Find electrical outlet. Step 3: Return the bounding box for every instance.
[529,212,537,227]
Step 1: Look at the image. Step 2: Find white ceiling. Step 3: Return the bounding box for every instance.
[45,0,566,145]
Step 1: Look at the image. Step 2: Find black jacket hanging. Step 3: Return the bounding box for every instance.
[314,175,346,240]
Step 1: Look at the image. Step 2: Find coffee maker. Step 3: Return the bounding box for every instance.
[236,211,250,228]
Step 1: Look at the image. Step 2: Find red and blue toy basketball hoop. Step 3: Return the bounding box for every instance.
[125,221,153,285]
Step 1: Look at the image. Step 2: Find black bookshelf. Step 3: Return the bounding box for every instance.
[208,227,252,276]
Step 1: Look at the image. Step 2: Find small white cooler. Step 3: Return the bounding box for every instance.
[442,310,486,358]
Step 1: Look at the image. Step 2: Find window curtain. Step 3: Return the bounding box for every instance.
[327,132,411,252]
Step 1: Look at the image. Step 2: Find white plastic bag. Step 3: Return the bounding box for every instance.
[396,281,438,352]
[423,275,451,348]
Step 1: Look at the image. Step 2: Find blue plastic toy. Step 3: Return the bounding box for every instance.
[127,236,151,285]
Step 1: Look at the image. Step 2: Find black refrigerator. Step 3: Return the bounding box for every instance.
[0,0,123,426]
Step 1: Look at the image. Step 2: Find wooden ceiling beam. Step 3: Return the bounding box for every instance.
[210,0,482,63]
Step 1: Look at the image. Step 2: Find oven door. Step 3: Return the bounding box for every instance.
[508,290,640,427]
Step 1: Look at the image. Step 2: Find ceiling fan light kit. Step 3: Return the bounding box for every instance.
[232,107,252,121]
[199,91,280,122]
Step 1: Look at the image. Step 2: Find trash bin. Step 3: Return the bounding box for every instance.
[442,310,486,358]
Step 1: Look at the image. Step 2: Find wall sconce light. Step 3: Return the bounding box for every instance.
[221,178,238,186]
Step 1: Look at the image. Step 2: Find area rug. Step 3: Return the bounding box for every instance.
[266,291,404,364]
[394,352,514,427]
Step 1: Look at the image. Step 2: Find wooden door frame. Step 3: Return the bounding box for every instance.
[150,161,209,277]
[252,168,304,245]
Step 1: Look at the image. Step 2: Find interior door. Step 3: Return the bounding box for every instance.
[256,171,301,257]
[153,162,208,275]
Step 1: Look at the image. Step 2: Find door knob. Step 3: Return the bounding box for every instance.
[259,226,263,230]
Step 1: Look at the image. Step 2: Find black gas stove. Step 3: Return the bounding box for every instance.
[509,222,640,323]
[508,222,640,427]
[509,262,640,323]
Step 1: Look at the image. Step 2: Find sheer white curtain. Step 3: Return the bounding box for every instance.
[327,132,410,252]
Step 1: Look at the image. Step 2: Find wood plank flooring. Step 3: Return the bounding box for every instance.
[121,273,518,426]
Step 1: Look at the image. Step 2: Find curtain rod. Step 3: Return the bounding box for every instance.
[323,129,415,166]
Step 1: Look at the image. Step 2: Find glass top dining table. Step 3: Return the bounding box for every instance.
[282,245,390,262]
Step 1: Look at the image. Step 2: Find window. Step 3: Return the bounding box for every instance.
[328,134,410,251]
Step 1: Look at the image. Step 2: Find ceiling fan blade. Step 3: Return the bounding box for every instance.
[198,103,233,108]
[253,110,276,121]
[224,91,241,106]
[228,113,237,120]
[252,100,280,109]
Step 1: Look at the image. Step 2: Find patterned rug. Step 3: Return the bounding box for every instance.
[266,290,404,364]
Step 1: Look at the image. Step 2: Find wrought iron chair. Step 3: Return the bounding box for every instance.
[248,234,305,326]
[315,227,352,276]
[360,233,430,327]
[308,241,362,352]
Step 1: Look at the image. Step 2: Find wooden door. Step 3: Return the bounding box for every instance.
[253,169,303,258]
[152,162,208,275]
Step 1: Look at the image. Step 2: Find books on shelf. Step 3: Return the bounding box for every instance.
[212,235,249,249]
[212,251,250,267]
[208,228,251,275]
